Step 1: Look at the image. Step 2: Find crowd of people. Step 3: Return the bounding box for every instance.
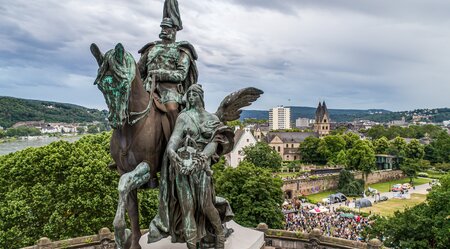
[283,205,371,241]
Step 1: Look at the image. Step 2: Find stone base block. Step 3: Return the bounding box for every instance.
[139,220,264,249]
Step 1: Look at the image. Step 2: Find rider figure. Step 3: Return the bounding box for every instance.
[137,17,198,132]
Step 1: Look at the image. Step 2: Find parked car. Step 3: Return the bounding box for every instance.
[402,183,411,190]
[391,184,403,192]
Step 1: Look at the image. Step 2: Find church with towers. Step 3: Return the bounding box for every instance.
[314,101,330,137]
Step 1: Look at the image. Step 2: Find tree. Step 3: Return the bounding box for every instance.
[243,118,267,125]
[226,120,242,129]
[426,132,450,163]
[243,142,282,170]
[366,173,450,248]
[400,158,421,184]
[317,135,346,163]
[363,124,447,140]
[5,126,41,137]
[342,132,360,150]
[388,136,407,157]
[335,150,349,167]
[0,132,158,248]
[337,169,364,196]
[87,125,99,134]
[299,136,325,164]
[214,161,284,229]
[330,126,348,135]
[373,136,389,154]
[347,140,376,186]
[405,139,425,159]
[76,126,86,134]
[365,125,387,139]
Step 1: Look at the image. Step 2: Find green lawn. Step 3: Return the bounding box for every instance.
[368,177,432,193]
[306,190,335,203]
[276,172,298,178]
[425,170,446,179]
[359,193,427,216]
[305,177,431,204]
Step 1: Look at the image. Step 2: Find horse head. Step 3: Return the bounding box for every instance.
[90,43,137,129]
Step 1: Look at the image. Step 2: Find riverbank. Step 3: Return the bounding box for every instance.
[0,134,84,155]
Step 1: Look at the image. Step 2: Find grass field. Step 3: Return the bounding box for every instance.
[367,177,432,193]
[276,172,299,178]
[305,177,431,204]
[359,193,427,216]
[306,190,335,203]
[425,170,446,179]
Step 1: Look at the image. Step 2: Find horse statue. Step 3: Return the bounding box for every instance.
[90,42,264,249]
[90,43,168,249]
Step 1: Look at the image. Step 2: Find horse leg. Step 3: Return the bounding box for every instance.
[128,189,141,249]
[113,162,150,249]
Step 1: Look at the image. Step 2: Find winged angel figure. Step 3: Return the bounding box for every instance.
[147,84,263,249]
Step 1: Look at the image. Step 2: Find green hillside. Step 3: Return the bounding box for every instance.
[0,96,107,128]
[240,106,392,122]
[240,106,450,123]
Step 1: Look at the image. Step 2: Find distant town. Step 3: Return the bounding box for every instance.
[225,102,450,168]
[1,99,449,169]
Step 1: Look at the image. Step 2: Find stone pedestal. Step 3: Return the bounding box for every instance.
[139,220,265,249]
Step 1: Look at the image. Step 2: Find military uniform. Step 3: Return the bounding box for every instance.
[137,40,198,105]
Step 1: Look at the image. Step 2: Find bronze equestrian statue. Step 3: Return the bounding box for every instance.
[90,1,263,248]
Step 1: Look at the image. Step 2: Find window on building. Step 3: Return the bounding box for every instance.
[291,144,294,148]
[272,146,275,150]
[278,146,280,152]
[286,144,288,148]
[247,139,249,142]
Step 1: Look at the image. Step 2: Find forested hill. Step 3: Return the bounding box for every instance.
[0,96,107,128]
[241,106,450,123]
[240,106,392,123]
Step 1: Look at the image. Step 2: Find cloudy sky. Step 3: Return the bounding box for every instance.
[1,0,450,112]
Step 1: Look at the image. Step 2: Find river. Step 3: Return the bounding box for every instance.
[0,135,83,156]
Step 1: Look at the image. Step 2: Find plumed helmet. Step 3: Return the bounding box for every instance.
[160,17,175,28]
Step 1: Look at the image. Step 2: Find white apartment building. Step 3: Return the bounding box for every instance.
[269,106,291,130]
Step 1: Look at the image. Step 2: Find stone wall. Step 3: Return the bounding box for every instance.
[354,170,404,185]
[282,170,404,196]
[21,228,121,249]
[256,225,382,249]
[23,225,383,249]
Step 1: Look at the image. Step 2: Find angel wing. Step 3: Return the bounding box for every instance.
[215,87,264,123]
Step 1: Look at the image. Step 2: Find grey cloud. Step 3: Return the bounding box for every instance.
[226,0,450,23]
[1,0,450,112]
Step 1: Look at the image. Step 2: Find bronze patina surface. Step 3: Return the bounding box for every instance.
[90,1,263,248]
